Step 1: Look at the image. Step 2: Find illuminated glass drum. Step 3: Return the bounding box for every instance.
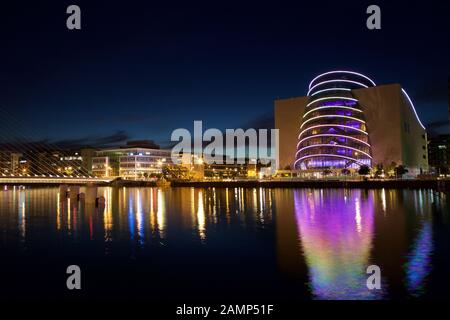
[294,71,375,170]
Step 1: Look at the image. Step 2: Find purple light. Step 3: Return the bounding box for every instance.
[296,144,372,159]
[293,189,381,299]
[310,87,352,97]
[308,80,369,96]
[303,105,362,118]
[300,115,366,130]
[298,71,374,171]
[294,154,371,168]
[297,134,370,148]
[298,124,368,139]
[306,96,358,108]
[308,70,377,90]
[321,100,358,107]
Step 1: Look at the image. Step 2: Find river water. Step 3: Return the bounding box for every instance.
[0,187,448,301]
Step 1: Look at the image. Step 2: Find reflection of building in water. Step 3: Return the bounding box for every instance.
[18,190,26,239]
[293,189,382,300]
[370,189,435,298]
[121,187,166,243]
[197,190,206,240]
[188,188,207,241]
[181,187,273,242]
[135,189,144,242]
[404,221,433,297]
[103,187,113,242]
[155,189,166,238]
[274,189,309,280]
[64,186,169,247]
[401,191,434,297]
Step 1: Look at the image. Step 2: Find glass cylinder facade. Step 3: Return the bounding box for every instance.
[294,71,375,170]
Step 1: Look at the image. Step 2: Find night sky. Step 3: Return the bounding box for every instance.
[0,0,449,148]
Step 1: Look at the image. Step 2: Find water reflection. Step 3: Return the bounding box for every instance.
[156,189,166,238]
[56,192,61,230]
[293,189,382,300]
[189,188,207,241]
[18,190,26,240]
[275,189,446,300]
[118,187,167,245]
[67,197,72,233]
[197,190,206,241]
[128,191,136,241]
[103,188,113,242]
[404,221,432,297]
[0,186,447,300]
[403,190,435,297]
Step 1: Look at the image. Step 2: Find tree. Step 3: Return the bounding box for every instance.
[395,165,408,179]
[358,165,371,176]
[341,168,351,176]
[322,169,332,177]
[374,164,384,178]
[386,161,397,177]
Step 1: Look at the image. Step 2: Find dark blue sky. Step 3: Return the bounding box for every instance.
[0,0,449,147]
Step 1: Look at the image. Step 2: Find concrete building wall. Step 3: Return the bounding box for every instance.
[399,91,428,173]
[274,96,308,169]
[354,84,428,174]
[353,85,403,169]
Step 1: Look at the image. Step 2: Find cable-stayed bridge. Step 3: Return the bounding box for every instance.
[1,105,107,184]
[0,175,114,185]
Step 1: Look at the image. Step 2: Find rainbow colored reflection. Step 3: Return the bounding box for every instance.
[294,190,383,300]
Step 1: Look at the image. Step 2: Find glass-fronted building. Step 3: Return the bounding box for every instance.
[295,71,374,170]
[92,148,171,179]
[275,70,429,176]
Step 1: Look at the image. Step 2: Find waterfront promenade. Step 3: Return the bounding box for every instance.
[170,179,450,190]
[1,176,448,190]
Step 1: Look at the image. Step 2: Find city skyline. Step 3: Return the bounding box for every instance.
[0,0,449,148]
